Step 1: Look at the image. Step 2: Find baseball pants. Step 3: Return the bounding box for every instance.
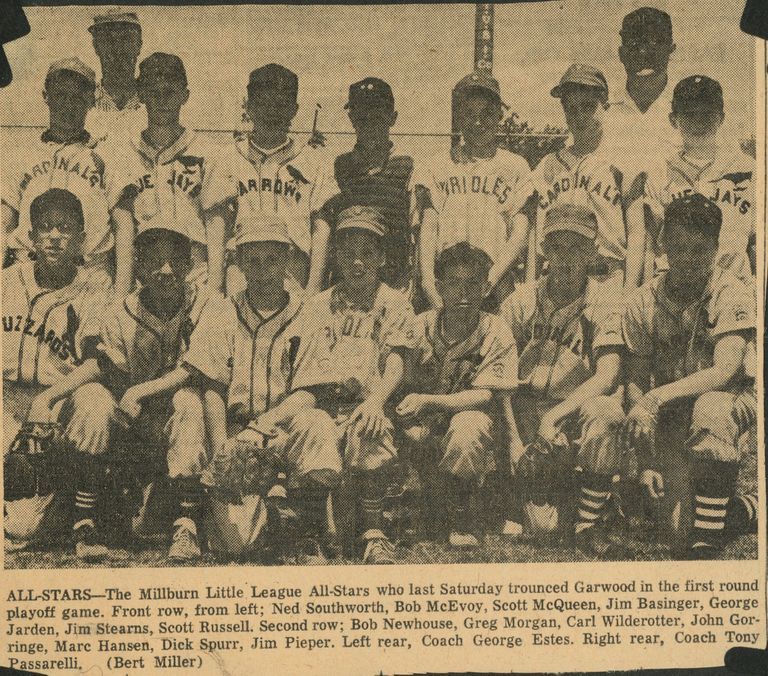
[435,411,496,482]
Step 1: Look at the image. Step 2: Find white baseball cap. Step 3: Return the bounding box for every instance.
[228,211,293,250]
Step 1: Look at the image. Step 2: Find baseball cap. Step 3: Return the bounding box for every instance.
[46,58,96,88]
[228,212,293,250]
[621,6,673,39]
[345,77,395,111]
[672,75,724,114]
[248,64,298,97]
[336,206,386,238]
[135,215,191,244]
[89,9,141,33]
[543,203,598,241]
[138,53,187,87]
[551,64,608,99]
[664,193,722,237]
[453,71,508,108]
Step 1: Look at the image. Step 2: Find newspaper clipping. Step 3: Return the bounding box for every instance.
[1,1,765,673]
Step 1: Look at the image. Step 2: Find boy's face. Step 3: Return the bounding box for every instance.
[348,105,397,144]
[455,91,502,148]
[236,241,290,288]
[542,230,596,288]
[92,25,141,74]
[619,26,675,78]
[662,222,717,286]
[247,88,298,136]
[140,78,189,126]
[336,230,384,289]
[670,108,724,143]
[135,235,191,299]
[44,73,94,130]
[561,87,604,136]
[436,263,489,317]
[30,207,85,268]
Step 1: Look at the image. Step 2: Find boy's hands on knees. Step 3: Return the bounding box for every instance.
[118,386,145,420]
[622,393,660,450]
[640,469,665,500]
[732,390,757,431]
[396,393,434,420]
[352,396,391,440]
[536,410,563,447]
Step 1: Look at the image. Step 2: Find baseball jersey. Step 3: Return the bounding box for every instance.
[622,270,754,388]
[87,82,143,146]
[184,290,303,418]
[2,131,124,264]
[411,146,533,263]
[413,310,518,394]
[118,129,232,246]
[501,279,623,402]
[98,281,211,389]
[533,146,639,261]
[2,261,109,386]
[291,283,419,406]
[642,148,755,279]
[227,134,338,255]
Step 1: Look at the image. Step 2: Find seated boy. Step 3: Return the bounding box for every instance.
[184,213,339,562]
[24,217,211,562]
[4,188,110,553]
[622,194,756,559]
[500,202,626,558]
[395,242,519,548]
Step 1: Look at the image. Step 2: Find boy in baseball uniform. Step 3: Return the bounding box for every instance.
[534,64,646,292]
[621,194,756,559]
[3,189,111,554]
[117,52,231,291]
[262,206,419,564]
[412,71,533,309]
[184,213,340,562]
[226,64,338,296]
[2,58,134,295]
[500,203,626,558]
[24,217,212,562]
[638,76,754,283]
[396,242,519,548]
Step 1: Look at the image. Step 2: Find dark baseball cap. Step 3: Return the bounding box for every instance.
[345,77,394,111]
[672,75,724,114]
[664,193,722,240]
[248,64,298,97]
[621,7,673,40]
[138,53,187,87]
[551,64,608,99]
[453,71,508,108]
[89,10,141,34]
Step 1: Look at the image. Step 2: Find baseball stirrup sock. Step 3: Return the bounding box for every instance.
[74,456,107,521]
[361,473,386,537]
[692,461,739,545]
[575,473,612,534]
[447,476,473,534]
[174,478,204,525]
[297,481,330,537]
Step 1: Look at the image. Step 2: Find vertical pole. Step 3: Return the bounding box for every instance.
[474,3,494,73]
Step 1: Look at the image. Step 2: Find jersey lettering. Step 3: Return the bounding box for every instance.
[438,174,511,204]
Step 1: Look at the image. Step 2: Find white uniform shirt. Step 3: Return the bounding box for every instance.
[87,82,143,147]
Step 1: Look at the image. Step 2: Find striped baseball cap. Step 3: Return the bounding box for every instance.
[47,58,96,87]
[543,203,598,240]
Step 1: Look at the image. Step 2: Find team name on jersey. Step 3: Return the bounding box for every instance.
[237,176,303,203]
[438,175,512,204]
[3,311,82,363]
[538,170,622,211]
[667,180,752,216]
[132,156,205,199]
[19,155,105,192]
[530,318,592,359]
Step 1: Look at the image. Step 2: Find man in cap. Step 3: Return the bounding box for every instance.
[412,71,533,310]
[1,57,134,296]
[500,203,626,558]
[533,64,646,293]
[87,9,143,144]
[225,64,338,296]
[115,52,232,292]
[331,78,415,294]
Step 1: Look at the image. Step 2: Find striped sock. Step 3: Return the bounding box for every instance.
[447,476,473,535]
[575,474,612,534]
[691,461,738,547]
[174,478,204,525]
[75,490,98,520]
[74,456,104,522]
[360,472,386,539]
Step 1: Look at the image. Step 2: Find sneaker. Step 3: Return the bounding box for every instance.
[362,535,395,565]
[294,537,328,565]
[501,520,524,538]
[574,525,631,561]
[448,531,480,548]
[73,519,109,563]
[168,518,201,563]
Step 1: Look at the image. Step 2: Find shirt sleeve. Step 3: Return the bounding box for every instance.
[708,276,755,337]
[97,301,129,373]
[310,152,340,218]
[471,316,519,390]
[183,297,234,386]
[642,164,665,221]
[499,284,535,349]
[501,154,535,216]
[590,302,625,352]
[0,150,22,213]
[290,304,338,391]
[200,144,236,213]
[621,287,654,357]
[380,293,419,351]
[410,156,444,214]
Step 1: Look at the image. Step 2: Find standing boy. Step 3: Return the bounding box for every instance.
[621,195,755,559]
[500,203,626,558]
[395,242,519,548]
[413,71,533,309]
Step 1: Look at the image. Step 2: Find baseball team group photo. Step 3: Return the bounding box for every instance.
[0,1,760,569]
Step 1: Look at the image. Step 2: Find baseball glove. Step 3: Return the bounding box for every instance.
[4,422,73,500]
[516,434,569,505]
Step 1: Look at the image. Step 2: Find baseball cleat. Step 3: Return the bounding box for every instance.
[684,540,719,561]
[362,536,395,565]
[501,520,524,538]
[574,526,631,561]
[448,531,480,549]
[168,518,201,563]
[294,538,328,566]
[73,519,109,563]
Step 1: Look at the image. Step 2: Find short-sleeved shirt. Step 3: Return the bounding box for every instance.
[501,279,623,402]
[621,271,754,387]
[87,83,143,147]
[2,261,109,386]
[2,131,123,263]
[184,290,303,418]
[412,310,518,394]
[291,283,419,404]
[227,134,338,255]
[642,148,755,279]
[98,281,211,389]
[411,146,533,263]
[119,129,232,245]
[533,146,640,262]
